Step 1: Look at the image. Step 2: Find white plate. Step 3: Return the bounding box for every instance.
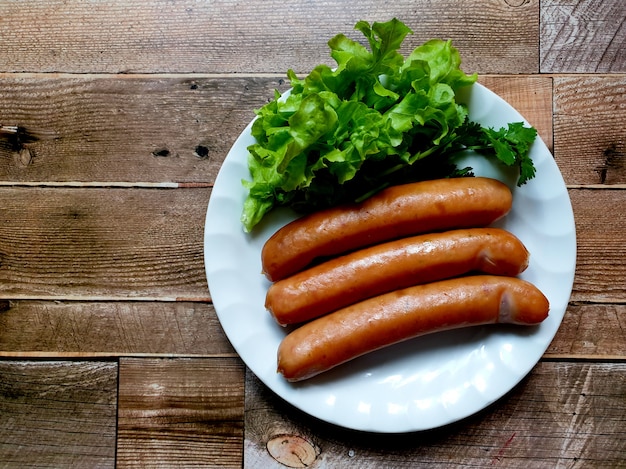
[204,83,576,433]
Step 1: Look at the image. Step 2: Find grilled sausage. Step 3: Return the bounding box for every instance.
[266,228,529,326]
[277,275,549,381]
[261,177,513,281]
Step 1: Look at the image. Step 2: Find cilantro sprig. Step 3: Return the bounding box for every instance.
[241,18,538,232]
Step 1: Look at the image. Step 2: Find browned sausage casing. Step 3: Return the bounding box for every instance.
[261,177,513,281]
[266,228,529,326]
[277,275,549,382]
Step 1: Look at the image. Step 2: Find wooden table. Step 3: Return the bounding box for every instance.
[0,1,624,467]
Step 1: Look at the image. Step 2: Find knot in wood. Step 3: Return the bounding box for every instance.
[266,433,320,467]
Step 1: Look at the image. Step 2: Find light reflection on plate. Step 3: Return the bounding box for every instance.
[204,83,576,433]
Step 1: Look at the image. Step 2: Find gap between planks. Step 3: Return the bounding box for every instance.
[0,72,623,79]
[566,184,626,189]
[1,351,620,362]
[0,72,287,79]
[0,181,213,188]
[542,354,626,362]
[2,182,626,189]
[0,352,239,358]
[0,295,212,302]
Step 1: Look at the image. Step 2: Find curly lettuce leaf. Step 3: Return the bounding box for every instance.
[241,18,536,232]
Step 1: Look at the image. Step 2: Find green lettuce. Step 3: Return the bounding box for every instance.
[241,18,537,232]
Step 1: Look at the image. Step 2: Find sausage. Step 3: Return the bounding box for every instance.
[261,177,513,281]
[277,275,549,382]
[266,228,529,326]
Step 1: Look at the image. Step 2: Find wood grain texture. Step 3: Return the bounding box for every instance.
[0,360,117,468]
[2,186,623,304]
[0,300,622,358]
[244,363,626,467]
[117,357,245,468]
[0,187,209,299]
[541,0,626,73]
[553,75,626,185]
[569,189,626,303]
[546,303,625,357]
[0,75,284,183]
[0,301,234,356]
[0,300,622,360]
[0,0,538,75]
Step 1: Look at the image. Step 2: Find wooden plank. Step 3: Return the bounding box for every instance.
[0,75,284,183]
[0,75,553,184]
[244,362,626,467]
[553,75,626,185]
[0,299,622,359]
[117,357,245,468]
[1,186,623,304]
[0,360,117,468]
[479,75,553,151]
[540,0,626,73]
[547,303,626,357]
[0,300,234,356]
[0,0,539,74]
[0,187,210,300]
[569,188,626,303]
